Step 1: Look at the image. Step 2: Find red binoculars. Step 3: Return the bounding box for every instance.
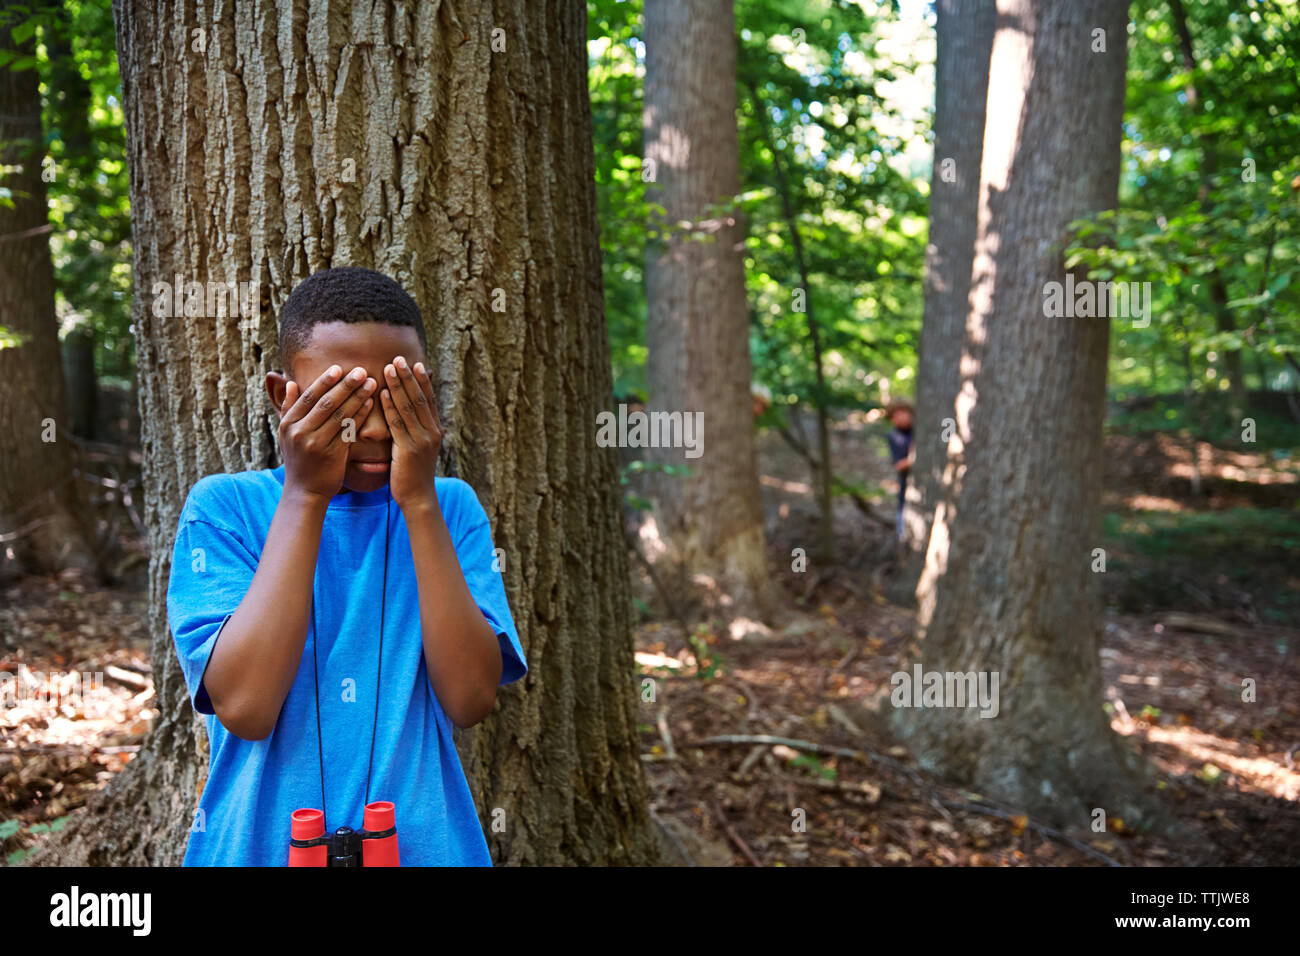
[288,801,400,867]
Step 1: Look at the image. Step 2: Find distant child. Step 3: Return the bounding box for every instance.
[166,267,526,866]
[884,400,915,542]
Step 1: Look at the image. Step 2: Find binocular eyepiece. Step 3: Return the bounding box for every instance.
[288,801,400,867]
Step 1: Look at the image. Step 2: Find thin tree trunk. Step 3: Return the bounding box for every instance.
[38,0,655,866]
[644,0,773,619]
[893,0,996,604]
[895,0,1158,826]
[747,82,834,563]
[0,0,98,577]
[62,326,97,440]
[1181,326,1204,496]
[1168,0,1245,416]
[50,4,100,441]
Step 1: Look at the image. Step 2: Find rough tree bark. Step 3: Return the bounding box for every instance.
[643,0,773,620]
[892,0,1156,826]
[39,0,655,866]
[891,0,996,604]
[0,0,98,576]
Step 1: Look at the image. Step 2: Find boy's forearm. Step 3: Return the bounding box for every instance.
[403,498,502,727]
[203,489,329,739]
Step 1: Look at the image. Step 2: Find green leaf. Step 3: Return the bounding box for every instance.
[10,17,37,46]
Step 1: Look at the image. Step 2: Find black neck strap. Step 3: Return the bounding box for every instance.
[310,484,391,831]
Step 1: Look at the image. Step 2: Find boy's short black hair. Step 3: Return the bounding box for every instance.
[278,266,427,363]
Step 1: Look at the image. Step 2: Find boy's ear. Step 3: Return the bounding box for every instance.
[266,371,289,418]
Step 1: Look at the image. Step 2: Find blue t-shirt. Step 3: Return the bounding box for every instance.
[166,466,527,866]
[887,427,914,504]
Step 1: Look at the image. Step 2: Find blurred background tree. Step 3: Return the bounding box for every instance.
[42,0,132,439]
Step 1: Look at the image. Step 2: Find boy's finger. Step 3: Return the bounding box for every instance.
[301,366,369,432]
[379,388,409,441]
[282,365,344,425]
[281,380,299,418]
[388,357,435,432]
[322,381,376,445]
[399,358,437,431]
[383,362,421,432]
[413,362,442,431]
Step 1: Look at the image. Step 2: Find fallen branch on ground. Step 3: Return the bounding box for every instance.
[695,733,1124,866]
[940,800,1122,868]
[710,802,763,867]
[692,733,916,780]
[771,423,895,530]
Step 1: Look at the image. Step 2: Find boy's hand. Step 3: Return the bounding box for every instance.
[380,355,443,509]
[279,365,376,501]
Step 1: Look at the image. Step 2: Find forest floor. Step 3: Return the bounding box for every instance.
[1,400,1297,865]
[638,404,1300,866]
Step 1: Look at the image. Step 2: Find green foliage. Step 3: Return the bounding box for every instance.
[789,751,837,780]
[1105,506,1300,558]
[588,0,931,412]
[620,458,693,512]
[40,0,134,379]
[1109,390,1300,450]
[0,813,70,865]
[589,0,653,399]
[1196,762,1223,785]
[5,0,1292,453]
[687,622,723,680]
[737,0,928,410]
[1069,0,1300,403]
[2,1,132,378]
[0,2,42,70]
[1102,506,1300,621]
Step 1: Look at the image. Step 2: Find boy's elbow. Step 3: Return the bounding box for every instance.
[447,686,498,729]
[211,692,275,741]
[228,719,274,741]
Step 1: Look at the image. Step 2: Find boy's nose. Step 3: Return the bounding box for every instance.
[359,393,391,442]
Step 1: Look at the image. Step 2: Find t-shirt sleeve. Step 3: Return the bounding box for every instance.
[166,479,260,715]
[448,481,527,687]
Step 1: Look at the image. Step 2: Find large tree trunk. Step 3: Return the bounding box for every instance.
[0,0,98,577]
[892,0,996,603]
[893,0,1154,826]
[39,0,655,866]
[643,0,772,619]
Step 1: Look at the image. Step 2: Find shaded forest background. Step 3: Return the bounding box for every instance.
[9,0,1299,461]
[1,0,1297,866]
